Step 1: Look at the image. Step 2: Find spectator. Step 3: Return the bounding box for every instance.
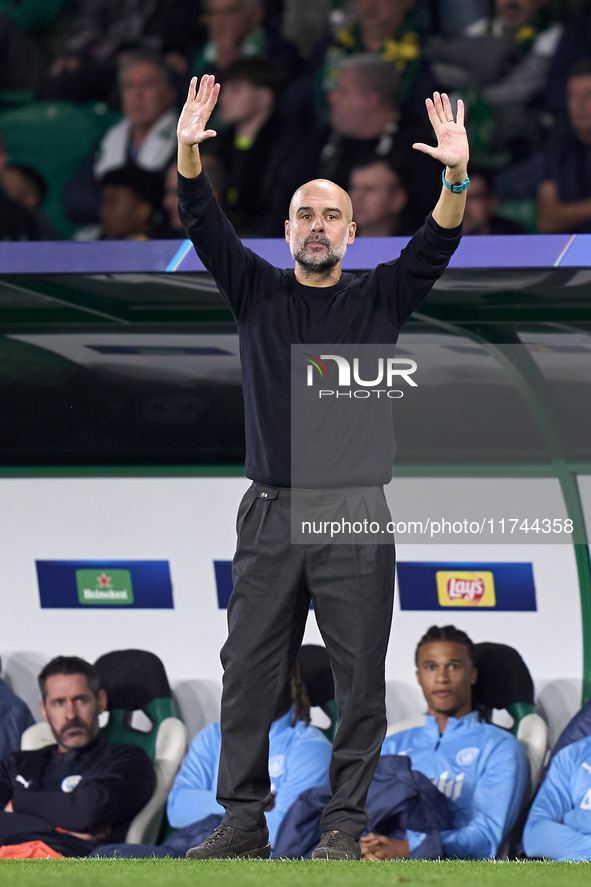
[0,656,154,857]
[348,159,410,235]
[428,0,563,163]
[281,0,331,61]
[0,658,35,761]
[545,3,591,115]
[537,58,591,233]
[64,51,178,227]
[41,0,205,104]
[75,165,167,240]
[359,625,528,860]
[523,732,591,860]
[321,0,435,118]
[96,52,178,180]
[100,166,167,240]
[462,164,527,233]
[204,58,299,236]
[193,0,301,82]
[166,659,332,856]
[300,54,440,231]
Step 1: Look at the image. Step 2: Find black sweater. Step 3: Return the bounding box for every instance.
[178,172,462,487]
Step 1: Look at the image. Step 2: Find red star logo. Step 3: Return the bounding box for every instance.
[96,572,112,588]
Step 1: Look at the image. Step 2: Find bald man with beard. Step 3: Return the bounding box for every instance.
[175,74,470,861]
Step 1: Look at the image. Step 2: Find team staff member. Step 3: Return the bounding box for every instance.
[177,74,470,861]
[0,657,154,857]
[361,626,528,860]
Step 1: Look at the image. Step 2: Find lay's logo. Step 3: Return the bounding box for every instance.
[436,571,496,608]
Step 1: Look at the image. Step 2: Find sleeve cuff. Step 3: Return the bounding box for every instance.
[177,170,209,194]
[426,212,463,239]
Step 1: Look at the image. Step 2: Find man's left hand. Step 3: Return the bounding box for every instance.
[412,92,469,174]
[360,832,410,860]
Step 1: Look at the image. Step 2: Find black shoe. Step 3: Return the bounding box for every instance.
[311,830,361,860]
[185,822,270,859]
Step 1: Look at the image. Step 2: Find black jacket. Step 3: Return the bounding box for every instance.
[0,735,154,852]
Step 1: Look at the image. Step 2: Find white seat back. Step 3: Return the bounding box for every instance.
[516,712,549,798]
[21,721,54,750]
[125,717,187,844]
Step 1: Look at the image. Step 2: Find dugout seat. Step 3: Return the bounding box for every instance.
[387,642,548,798]
[472,642,548,796]
[21,649,186,844]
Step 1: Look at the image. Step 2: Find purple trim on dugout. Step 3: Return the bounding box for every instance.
[0,234,581,274]
[0,239,178,273]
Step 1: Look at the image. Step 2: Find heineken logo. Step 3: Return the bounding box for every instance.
[75,569,134,605]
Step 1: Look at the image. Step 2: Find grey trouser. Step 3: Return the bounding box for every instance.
[216,482,395,839]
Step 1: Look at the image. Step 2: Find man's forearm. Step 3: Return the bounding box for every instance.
[178,142,202,179]
[432,165,468,229]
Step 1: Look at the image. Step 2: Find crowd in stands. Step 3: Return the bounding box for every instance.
[1,628,591,860]
[0,0,590,240]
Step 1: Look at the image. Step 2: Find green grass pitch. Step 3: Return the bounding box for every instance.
[0,858,590,887]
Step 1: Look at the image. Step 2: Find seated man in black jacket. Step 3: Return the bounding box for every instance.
[0,656,154,857]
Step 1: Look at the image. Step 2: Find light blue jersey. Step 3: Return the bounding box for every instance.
[381,710,528,858]
[167,706,331,852]
[524,735,591,861]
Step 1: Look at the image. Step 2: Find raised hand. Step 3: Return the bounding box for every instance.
[177,74,220,148]
[413,92,469,172]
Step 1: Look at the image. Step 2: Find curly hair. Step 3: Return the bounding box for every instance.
[414,625,474,666]
[290,661,311,726]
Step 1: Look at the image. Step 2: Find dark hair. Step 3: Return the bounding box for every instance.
[415,625,474,666]
[101,163,165,208]
[38,656,101,700]
[219,58,284,94]
[291,661,311,726]
[569,57,591,80]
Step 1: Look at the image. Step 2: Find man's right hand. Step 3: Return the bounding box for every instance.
[177,74,221,148]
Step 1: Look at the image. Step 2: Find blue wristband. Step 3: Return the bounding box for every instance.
[442,170,470,192]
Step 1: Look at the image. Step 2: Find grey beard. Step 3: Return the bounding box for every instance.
[292,243,342,273]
